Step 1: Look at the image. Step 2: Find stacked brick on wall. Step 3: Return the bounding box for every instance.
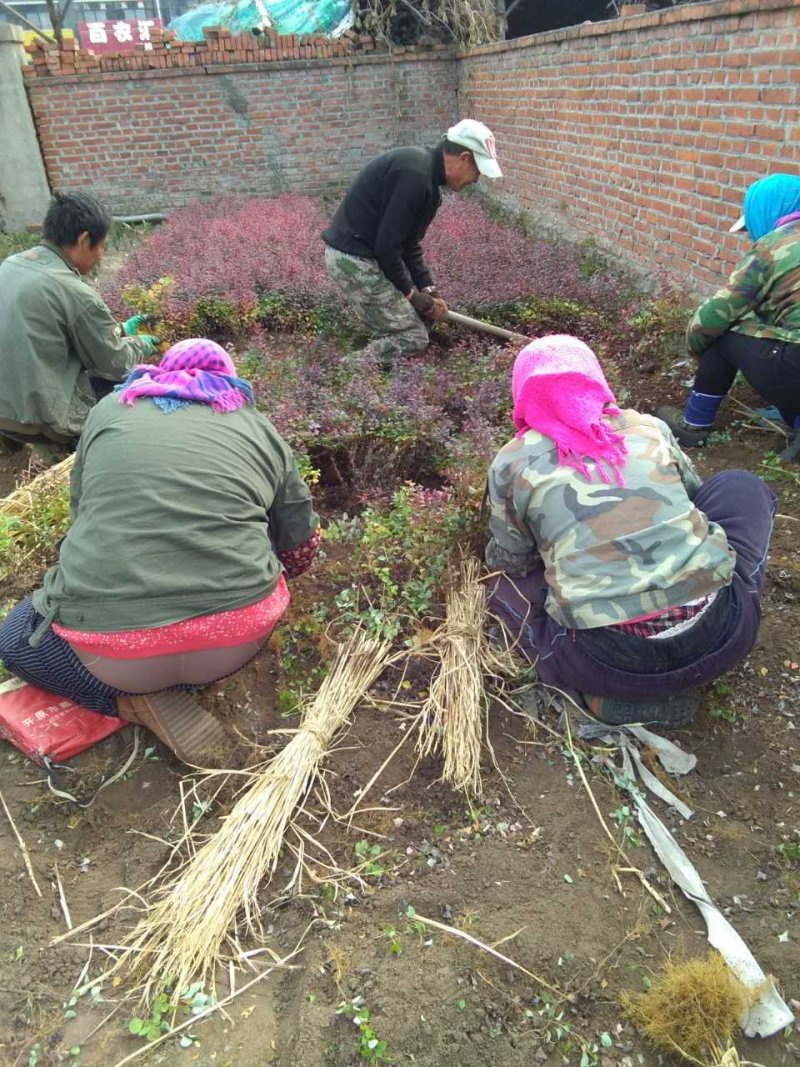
[459,0,800,291]
[22,25,383,77]
[26,52,458,211]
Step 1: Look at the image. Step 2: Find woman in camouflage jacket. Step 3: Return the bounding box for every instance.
[659,173,800,455]
[487,336,775,728]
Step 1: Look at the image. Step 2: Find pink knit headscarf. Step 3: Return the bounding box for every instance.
[511,335,628,487]
[117,338,254,414]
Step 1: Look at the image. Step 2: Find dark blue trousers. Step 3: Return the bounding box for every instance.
[488,471,776,700]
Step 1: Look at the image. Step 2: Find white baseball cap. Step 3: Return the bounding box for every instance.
[446,119,502,180]
[728,214,746,233]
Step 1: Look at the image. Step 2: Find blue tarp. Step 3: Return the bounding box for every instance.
[168,0,351,40]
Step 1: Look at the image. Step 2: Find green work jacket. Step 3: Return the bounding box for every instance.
[0,241,149,438]
[32,396,319,633]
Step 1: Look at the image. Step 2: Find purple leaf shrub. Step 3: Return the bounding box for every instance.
[105,195,335,327]
[104,193,637,332]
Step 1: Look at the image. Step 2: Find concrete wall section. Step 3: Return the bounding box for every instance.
[0,25,50,231]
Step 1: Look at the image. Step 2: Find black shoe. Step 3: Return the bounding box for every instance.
[582,691,700,729]
[656,405,712,448]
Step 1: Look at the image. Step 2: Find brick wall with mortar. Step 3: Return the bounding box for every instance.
[21,0,799,290]
[26,52,458,212]
[459,0,800,292]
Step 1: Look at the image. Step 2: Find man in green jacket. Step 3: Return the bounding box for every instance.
[0,192,159,453]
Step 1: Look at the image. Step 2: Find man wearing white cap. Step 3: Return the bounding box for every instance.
[322,119,502,369]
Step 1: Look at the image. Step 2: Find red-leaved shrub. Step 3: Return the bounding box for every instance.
[104,193,635,332]
[105,195,335,329]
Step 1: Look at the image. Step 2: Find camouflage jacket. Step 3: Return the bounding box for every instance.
[687,220,800,356]
[485,411,735,630]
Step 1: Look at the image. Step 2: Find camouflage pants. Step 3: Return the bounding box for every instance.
[324,245,429,369]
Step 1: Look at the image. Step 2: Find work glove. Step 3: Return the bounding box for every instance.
[429,297,449,322]
[408,289,435,320]
[123,314,155,337]
[136,334,161,357]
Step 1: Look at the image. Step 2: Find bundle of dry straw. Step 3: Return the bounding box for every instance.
[418,557,517,796]
[0,453,75,519]
[118,631,390,1000]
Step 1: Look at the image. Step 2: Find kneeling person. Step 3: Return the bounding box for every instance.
[322,119,502,369]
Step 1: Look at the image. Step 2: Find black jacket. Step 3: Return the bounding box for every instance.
[322,144,446,295]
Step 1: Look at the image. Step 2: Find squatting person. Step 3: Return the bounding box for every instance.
[485,335,776,727]
[322,119,502,369]
[659,173,800,459]
[0,191,160,454]
[0,339,320,765]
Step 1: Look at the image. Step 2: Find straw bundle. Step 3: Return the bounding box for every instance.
[118,631,390,1000]
[0,453,74,519]
[418,557,517,797]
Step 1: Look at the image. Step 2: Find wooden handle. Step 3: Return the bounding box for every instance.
[445,309,527,343]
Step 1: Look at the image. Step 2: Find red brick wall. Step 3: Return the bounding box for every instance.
[24,0,800,291]
[26,53,457,212]
[459,0,800,292]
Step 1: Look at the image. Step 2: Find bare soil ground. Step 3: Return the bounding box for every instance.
[0,357,798,1067]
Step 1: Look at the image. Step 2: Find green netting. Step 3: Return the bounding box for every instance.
[264,0,350,34]
[168,0,351,40]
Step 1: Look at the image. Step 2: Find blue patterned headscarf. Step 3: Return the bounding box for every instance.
[743,174,800,242]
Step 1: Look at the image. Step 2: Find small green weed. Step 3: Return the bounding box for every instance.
[379,905,428,956]
[128,991,172,1041]
[355,840,384,877]
[705,427,733,445]
[381,924,403,956]
[611,805,643,848]
[708,682,736,724]
[336,999,391,1064]
[760,451,800,486]
[779,841,800,863]
[127,983,214,1043]
[191,799,212,823]
[403,904,426,938]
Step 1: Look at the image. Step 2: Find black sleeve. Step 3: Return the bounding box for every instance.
[402,238,433,291]
[373,173,430,294]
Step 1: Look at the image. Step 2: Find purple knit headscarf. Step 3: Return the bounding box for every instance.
[117,338,254,414]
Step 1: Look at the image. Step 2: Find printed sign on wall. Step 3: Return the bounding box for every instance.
[78,18,163,53]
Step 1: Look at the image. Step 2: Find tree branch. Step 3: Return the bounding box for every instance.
[44,0,64,47]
